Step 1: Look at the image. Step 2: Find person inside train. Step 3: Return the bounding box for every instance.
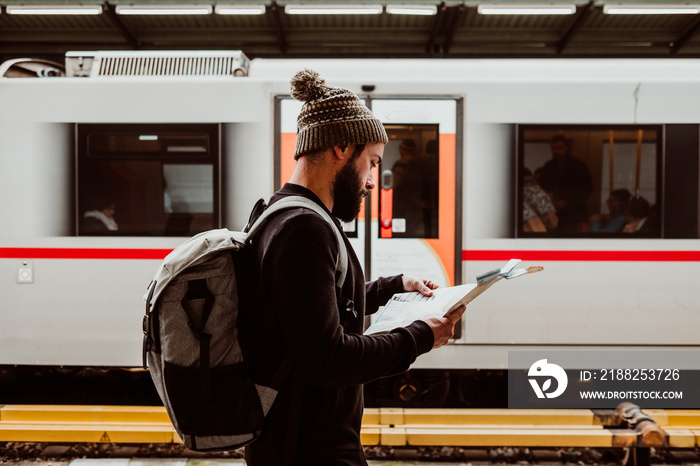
[537,134,593,234]
[590,188,631,233]
[80,196,118,234]
[623,196,653,234]
[243,68,465,466]
[522,168,558,232]
[391,138,428,237]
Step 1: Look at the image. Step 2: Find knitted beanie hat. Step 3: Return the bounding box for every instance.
[290,69,388,160]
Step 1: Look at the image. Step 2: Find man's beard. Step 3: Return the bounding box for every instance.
[332,159,368,223]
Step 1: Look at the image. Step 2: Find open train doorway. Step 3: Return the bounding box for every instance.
[276,97,462,288]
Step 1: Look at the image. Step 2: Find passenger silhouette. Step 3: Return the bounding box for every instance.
[537,134,593,234]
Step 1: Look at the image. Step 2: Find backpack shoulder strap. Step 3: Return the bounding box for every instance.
[247,196,349,465]
[247,195,348,289]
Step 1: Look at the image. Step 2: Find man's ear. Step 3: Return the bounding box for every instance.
[332,145,353,161]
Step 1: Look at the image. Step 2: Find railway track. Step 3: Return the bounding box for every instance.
[1,404,700,465]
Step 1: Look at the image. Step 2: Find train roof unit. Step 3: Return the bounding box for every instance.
[64,49,250,78]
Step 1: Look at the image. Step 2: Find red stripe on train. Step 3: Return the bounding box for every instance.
[463,250,700,262]
[0,248,171,260]
[1,247,699,262]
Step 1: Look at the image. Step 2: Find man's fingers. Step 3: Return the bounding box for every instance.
[417,280,434,296]
[425,308,464,348]
[425,280,439,290]
[446,305,466,323]
[402,276,440,295]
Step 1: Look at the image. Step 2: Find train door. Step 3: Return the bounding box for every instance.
[276,97,462,288]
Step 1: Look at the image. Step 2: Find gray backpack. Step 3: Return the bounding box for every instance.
[142,195,348,452]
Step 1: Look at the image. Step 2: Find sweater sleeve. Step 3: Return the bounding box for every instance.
[262,213,434,387]
[365,274,404,316]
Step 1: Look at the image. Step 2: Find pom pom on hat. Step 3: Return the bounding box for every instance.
[290,68,388,159]
[290,69,328,102]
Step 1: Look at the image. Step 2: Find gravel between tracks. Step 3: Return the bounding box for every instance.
[3,442,697,465]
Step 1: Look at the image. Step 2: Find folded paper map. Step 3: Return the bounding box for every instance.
[364,259,543,335]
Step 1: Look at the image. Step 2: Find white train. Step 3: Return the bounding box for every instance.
[1,54,699,401]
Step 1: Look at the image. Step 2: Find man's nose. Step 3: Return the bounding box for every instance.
[366,173,376,190]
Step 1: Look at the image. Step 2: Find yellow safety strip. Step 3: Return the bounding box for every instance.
[644,409,700,449]
[1,405,698,448]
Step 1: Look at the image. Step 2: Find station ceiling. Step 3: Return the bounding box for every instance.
[2,0,700,64]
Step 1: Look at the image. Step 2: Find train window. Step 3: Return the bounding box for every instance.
[77,124,220,236]
[379,124,439,239]
[517,125,662,238]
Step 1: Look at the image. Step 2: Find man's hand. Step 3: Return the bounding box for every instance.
[402,275,438,296]
[423,305,466,348]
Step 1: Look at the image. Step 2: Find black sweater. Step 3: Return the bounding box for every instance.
[244,183,434,465]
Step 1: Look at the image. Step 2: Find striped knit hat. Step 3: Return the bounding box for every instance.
[290,69,388,160]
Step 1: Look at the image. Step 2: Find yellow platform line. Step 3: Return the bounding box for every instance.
[382,424,604,430]
[0,405,178,445]
[0,406,605,427]
[0,420,174,428]
[2,405,697,448]
[361,426,381,445]
[0,423,180,444]
[0,405,170,423]
[380,408,599,426]
[644,409,700,448]
[646,409,700,427]
[2,406,602,427]
[663,429,696,449]
[380,427,618,448]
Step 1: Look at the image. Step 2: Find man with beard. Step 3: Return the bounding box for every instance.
[244,69,465,466]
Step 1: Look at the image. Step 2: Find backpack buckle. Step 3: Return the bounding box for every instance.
[244,198,267,233]
[341,297,357,318]
[142,314,153,369]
